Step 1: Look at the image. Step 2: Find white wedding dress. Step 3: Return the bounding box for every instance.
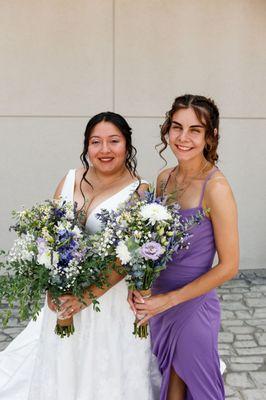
[0,170,161,400]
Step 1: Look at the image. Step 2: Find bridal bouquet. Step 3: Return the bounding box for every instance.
[89,188,204,338]
[0,200,109,338]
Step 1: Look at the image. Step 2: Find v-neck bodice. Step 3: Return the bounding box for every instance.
[60,169,147,234]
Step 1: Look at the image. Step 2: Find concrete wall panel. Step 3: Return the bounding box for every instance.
[0,0,113,115]
[0,117,87,248]
[115,0,266,117]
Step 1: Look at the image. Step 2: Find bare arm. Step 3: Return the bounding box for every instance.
[53,175,67,200]
[53,180,148,317]
[135,176,239,324]
[169,176,239,304]
[83,268,125,305]
[49,263,126,317]
[156,168,172,197]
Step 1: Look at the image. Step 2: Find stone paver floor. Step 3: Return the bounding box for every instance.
[218,269,266,399]
[0,269,266,399]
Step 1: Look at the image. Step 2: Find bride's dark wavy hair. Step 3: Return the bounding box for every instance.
[79,111,138,208]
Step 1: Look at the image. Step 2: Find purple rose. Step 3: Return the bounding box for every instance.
[140,241,164,261]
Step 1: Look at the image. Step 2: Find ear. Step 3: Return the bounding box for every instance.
[214,128,218,136]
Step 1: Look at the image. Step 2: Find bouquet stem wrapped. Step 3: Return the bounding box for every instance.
[133,288,151,339]
[55,316,75,338]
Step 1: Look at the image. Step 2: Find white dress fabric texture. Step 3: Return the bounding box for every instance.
[0,170,161,400]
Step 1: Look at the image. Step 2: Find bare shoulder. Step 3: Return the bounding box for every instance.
[205,169,236,208]
[157,167,174,182]
[54,174,67,200]
[137,182,149,196]
[156,167,175,195]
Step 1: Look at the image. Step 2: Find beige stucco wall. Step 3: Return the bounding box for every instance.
[0,0,265,269]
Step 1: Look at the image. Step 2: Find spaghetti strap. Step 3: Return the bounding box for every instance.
[162,167,177,195]
[198,166,219,207]
[60,169,76,203]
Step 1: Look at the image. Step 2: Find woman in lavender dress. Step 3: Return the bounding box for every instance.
[132,95,239,400]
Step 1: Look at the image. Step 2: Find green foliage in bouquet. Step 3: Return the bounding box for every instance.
[0,200,112,336]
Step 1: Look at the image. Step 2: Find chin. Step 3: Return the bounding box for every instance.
[96,162,122,174]
[173,148,203,163]
[175,151,195,162]
[98,165,116,173]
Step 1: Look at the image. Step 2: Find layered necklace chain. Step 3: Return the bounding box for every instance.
[173,160,209,201]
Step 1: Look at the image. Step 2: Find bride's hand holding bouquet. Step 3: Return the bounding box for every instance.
[0,199,109,338]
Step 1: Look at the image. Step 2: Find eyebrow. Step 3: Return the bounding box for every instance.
[171,121,204,129]
[89,134,121,139]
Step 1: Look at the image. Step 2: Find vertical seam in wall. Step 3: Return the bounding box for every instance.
[112,0,115,112]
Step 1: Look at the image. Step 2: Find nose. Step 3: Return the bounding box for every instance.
[178,129,189,141]
[100,141,111,153]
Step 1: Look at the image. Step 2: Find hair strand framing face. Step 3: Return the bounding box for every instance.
[79,111,139,210]
[158,94,220,165]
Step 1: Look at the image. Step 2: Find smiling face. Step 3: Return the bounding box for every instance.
[169,107,206,162]
[87,121,127,175]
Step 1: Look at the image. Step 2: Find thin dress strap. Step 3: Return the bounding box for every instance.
[198,166,219,207]
[162,167,177,195]
[60,169,76,203]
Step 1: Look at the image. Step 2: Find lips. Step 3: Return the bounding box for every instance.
[175,144,193,152]
[98,157,114,162]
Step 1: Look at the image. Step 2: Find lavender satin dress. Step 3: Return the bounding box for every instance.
[150,168,225,400]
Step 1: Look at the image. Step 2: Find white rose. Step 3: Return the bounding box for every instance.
[140,203,171,225]
[37,251,52,269]
[115,241,132,265]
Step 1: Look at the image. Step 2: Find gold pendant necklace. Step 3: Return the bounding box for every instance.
[173,161,209,201]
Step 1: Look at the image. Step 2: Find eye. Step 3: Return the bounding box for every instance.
[90,140,100,145]
[111,139,120,143]
[172,125,181,130]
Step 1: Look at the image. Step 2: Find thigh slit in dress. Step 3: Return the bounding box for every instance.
[150,167,225,400]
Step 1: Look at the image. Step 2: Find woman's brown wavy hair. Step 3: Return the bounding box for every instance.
[158,94,220,165]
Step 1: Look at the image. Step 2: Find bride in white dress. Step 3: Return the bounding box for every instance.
[0,112,160,400]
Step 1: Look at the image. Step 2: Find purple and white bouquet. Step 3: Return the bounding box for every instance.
[89,187,204,338]
[0,200,109,338]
